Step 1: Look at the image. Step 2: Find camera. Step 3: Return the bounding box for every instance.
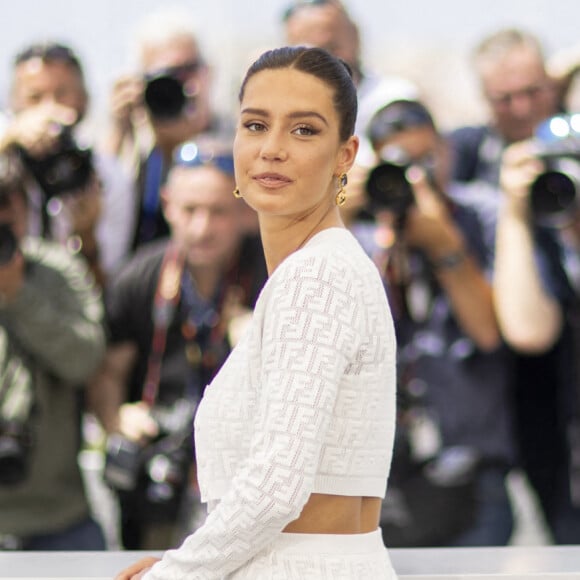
[143,60,201,122]
[103,399,197,517]
[0,356,35,486]
[530,113,580,227]
[18,128,94,199]
[0,223,17,265]
[365,145,436,219]
[103,432,142,492]
[0,419,33,486]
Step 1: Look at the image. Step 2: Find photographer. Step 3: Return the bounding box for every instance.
[0,41,136,287]
[103,8,234,251]
[448,28,560,186]
[356,99,517,547]
[0,153,106,550]
[88,144,267,550]
[494,138,580,541]
[281,1,419,233]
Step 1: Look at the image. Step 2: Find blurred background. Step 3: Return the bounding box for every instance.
[0,0,578,132]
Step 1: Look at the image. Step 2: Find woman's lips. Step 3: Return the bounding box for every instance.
[253,173,293,188]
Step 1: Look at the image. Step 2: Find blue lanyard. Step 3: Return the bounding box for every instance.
[143,147,164,217]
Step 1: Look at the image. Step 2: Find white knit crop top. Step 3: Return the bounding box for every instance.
[145,227,397,580]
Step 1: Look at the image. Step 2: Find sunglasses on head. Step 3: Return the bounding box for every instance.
[145,60,203,82]
[282,0,340,21]
[173,142,235,176]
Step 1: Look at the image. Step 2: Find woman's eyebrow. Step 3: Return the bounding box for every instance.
[287,110,328,126]
[240,107,328,126]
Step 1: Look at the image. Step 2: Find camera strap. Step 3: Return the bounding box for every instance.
[142,242,184,407]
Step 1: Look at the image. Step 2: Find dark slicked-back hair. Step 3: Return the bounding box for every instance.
[238,46,357,142]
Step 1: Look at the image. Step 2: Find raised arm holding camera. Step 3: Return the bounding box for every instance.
[103,8,235,252]
[445,25,580,543]
[494,135,580,542]
[0,42,136,287]
[353,99,517,548]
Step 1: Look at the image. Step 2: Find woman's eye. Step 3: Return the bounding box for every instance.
[294,125,317,136]
[245,121,266,132]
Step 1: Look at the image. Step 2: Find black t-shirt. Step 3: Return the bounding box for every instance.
[104,235,267,406]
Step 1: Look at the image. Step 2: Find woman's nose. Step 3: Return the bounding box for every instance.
[260,130,288,161]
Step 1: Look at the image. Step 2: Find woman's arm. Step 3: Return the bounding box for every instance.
[142,255,360,580]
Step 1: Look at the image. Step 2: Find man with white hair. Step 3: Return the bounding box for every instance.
[104,8,233,251]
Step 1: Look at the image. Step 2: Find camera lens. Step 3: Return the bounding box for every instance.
[0,434,28,486]
[18,130,94,199]
[530,159,580,227]
[366,162,414,216]
[531,113,580,227]
[144,76,187,121]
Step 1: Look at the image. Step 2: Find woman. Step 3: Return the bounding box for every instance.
[116,45,398,580]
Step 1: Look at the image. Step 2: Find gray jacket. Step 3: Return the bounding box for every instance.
[0,237,105,536]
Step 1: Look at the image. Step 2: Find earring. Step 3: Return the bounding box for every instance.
[233,187,242,198]
[335,173,347,206]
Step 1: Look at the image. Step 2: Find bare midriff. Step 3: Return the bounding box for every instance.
[282,494,381,534]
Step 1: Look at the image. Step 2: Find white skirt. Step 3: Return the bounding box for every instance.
[227,528,397,579]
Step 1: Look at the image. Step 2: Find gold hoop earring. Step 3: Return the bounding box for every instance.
[335,173,347,206]
[233,187,242,199]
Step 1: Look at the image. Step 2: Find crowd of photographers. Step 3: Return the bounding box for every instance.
[2,0,580,554]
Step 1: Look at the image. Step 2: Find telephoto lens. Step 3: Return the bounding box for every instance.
[365,146,415,218]
[144,73,187,121]
[18,129,94,199]
[530,113,580,227]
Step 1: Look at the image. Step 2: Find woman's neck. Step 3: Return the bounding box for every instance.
[260,205,344,275]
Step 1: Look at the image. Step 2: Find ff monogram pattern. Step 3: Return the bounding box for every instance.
[146,228,397,580]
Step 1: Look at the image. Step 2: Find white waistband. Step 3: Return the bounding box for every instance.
[274,528,385,555]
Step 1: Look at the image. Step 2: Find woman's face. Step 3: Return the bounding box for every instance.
[233,67,357,221]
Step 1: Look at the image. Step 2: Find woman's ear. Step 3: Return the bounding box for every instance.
[336,135,359,176]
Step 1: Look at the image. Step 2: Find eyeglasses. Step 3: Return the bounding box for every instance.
[486,83,553,110]
[282,0,341,21]
[173,142,235,176]
[145,60,203,82]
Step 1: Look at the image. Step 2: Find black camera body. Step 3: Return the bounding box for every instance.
[530,114,580,227]
[366,146,436,219]
[0,419,33,486]
[18,129,94,199]
[102,432,142,492]
[144,71,190,122]
[103,398,197,519]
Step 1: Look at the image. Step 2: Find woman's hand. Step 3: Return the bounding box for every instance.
[114,556,160,580]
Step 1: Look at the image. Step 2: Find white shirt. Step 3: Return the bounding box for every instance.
[145,227,397,580]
